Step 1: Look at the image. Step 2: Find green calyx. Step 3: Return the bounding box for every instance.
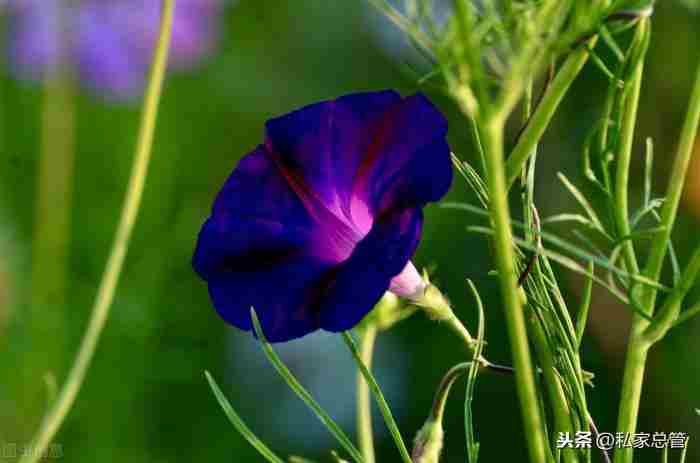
[411,419,445,463]
[357,291,418,333]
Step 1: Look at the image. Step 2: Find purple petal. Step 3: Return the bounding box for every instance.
[6,0,222,99]
[193,145,353,341]
[206,256,334,342]
[75,3,146,98]
[194,91,452,342]
[319,207,423,332]
[6,0,62,80]
[265,91,402,234]
[389,261,425,299]
[264,91,452,231]
[193,146,316,281]
[351,93,452,213]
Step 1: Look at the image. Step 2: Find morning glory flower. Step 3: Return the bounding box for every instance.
[5,0,222,99]
[193,90,452,342]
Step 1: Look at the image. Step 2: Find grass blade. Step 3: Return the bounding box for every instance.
[342,331,412,463]
[557,172,608,238]
[250,310,364,463]
[575,262,595,347]
[205,371,286,463]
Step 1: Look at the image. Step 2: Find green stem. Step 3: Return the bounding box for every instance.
[505,41,594,189]
[23,61,77,437]
[613,20,648,276]
[614,20,700,463]
[17,2,176,462]
[612,333,650,463]
[611,20,652,463]
[481,119,549,463]
[641,37,700,307]
[26,4,77,416]
[32,71,76,312]
[432,363,471,421]
[644,244,700,342]
[529,315,578,463]
[357,326,377,463]
[673,299,700,327]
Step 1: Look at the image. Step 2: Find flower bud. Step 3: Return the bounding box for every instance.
[411,418,445,463]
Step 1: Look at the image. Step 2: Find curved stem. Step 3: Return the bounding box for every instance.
[431,360,515,421]
[357,326,377,463]
[18,3,176,462]
[431,362,473,421]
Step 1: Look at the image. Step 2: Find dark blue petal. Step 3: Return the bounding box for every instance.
[264,90,401,222]
[193,145,332,341]
[264,91,451,226]
[319,207,423,332]
[358,94,453,213]
[193,145,315,279]
[194,91,452,342]
[206,256,334,342]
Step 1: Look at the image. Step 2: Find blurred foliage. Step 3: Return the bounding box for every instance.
[0,1,698,462]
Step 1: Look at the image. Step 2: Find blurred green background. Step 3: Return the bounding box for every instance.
[0,1,698,461]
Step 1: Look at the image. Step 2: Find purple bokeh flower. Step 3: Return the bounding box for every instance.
[193,90,452,342]
[5,0,222,99]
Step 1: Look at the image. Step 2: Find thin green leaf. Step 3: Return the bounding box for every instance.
[250,310,364,463]
[342,332,412,463]
[672,299,700,327]
[586,42,624,87]
[606,245,627,298]
[679,431,691,463]
[600,25,625,61]
[444,202,668,294]
[557,173,609,237]
[630,198,664,228]
[576,262,594,347]
[614,226,667,245]
[331,451,352,463]
[452,152,489,208]
[289,457,320,463]
[571,229,607,258]
[668,239,681,286]
[541,213,595,227]
[643,137,654,207]
[468,225,627,302]
[204,371,286,463]
[365,0,432,53]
